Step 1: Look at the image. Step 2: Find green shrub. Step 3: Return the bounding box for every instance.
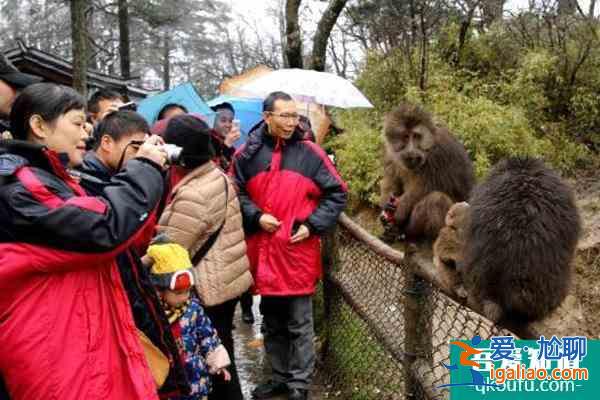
[328,20,595,210]
[353,49,409,114]
[328,110,383,208]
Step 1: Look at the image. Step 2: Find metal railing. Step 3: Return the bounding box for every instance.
[318,213,513,400]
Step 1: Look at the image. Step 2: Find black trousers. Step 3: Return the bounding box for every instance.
[0,376,8,400]
[240,290,253,313]
[205,298,244,400]
[260,296,315,390]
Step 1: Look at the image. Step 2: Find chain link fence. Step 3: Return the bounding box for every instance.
[317,214,513,400]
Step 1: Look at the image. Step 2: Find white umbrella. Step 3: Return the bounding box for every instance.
[236,68,374,109]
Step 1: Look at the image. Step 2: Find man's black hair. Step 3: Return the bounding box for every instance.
[10,83,86,141]
[211,102,235,115]
[157,103,188,121]
[263,91,293,112]
[88,88,125,114]
[92,110,149,150]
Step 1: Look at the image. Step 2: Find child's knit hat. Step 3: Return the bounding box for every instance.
[147,241,195,291]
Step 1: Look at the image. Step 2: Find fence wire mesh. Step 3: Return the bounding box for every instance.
[318,217,513,400]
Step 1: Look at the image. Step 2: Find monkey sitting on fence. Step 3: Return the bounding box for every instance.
[379,104,475,242]
[433,157,581,334]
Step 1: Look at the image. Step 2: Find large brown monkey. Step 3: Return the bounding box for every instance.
[380,104,475,241]
[434,158,581,334]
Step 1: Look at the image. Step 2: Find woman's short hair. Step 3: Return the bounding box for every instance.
[164,114,215,169]
[10,83,86,141]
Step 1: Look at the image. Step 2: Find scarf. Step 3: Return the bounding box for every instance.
[162,298,191,324]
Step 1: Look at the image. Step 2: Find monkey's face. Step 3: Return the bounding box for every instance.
[386,123,435,170]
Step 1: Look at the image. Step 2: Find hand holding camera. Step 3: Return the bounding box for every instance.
[160,143,183,165]
[224,119,241,147]
[136,135,168,167]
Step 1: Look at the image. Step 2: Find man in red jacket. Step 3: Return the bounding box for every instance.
[232,92,347,400]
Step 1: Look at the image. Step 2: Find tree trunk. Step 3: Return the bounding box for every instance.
[163,32,171,90]
[309,0,348,71]
[481,0,505,26]
[419,10,428,91]
[455,3,478,66]
[285,0,303,68]
[70,0,88,97]
[558,0,577,14]
[118,0,131,80]
[86,6,97,70]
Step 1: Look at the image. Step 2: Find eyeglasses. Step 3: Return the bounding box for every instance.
[268,112,300,121]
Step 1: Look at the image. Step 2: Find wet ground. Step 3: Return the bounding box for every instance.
[232,296,325,400]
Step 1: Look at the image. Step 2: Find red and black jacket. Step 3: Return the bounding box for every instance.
[0,140,166,400]
[0,140,162,251]
[232,123,347,296]
[78,152,190,397]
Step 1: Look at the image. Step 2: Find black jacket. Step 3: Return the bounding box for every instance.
[0,120,9,134]
[78,152,190,397]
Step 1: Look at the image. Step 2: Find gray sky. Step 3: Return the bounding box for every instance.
[225,0,597,25]
[226,0,326,36]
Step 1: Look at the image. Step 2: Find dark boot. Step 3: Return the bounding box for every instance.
[242,308,255,324]
[288,388,308,400]
[240,291,255,324]
[252,380,288,399]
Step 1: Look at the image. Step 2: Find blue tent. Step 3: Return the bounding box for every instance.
[207,95,263,148]
[137,82,215,126]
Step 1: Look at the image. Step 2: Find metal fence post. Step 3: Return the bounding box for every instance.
[320,226,338,361]
[403,247,433,399]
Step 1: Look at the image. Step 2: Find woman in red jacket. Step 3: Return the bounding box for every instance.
[0,83,168,400]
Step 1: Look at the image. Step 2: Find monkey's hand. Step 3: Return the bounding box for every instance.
[380,196,402,244]
[379,195,399,228]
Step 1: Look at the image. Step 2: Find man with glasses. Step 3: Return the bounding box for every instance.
[233,91,348,400]
[76,110,191,397]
